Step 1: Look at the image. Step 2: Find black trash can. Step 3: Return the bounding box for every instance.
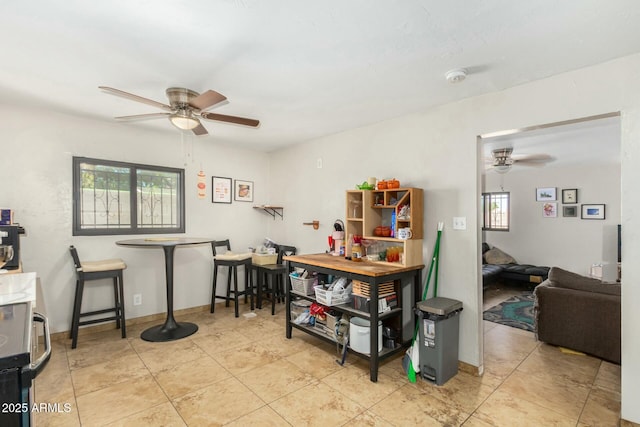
[416,297,463,385]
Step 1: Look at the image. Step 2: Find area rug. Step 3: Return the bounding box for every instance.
[483,292,535,332]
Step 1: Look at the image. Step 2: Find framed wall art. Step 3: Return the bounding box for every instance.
[581,204,606,220]
[562,188,578,204]
[543,202,557,218]
[536,187,557,201]
[563,206,577,217]
[234,179,254,202]
[212,176,232,204]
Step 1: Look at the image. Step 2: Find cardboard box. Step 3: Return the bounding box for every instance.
[252,253,278,265]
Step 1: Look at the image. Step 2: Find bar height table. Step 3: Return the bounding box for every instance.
[116,237,213,342]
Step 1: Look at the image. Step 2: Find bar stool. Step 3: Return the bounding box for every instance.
[69,245,126,349]
[210,240,253,317]
[254,244,296,315]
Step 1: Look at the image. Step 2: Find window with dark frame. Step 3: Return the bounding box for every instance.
[73,157,185,236]
[482,192,510,231]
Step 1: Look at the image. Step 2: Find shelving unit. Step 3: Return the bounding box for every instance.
[345,188,423,266]
[253,205,283,219]
[284,253,423,382]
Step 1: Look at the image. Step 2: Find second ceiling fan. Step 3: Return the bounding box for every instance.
[488,147,552,173]
[99,86,260,136]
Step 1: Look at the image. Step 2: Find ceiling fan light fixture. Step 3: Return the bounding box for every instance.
[170,111,200,130]
[494,164,511,174]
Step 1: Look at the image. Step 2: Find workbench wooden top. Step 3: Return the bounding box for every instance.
[284,253,424,277]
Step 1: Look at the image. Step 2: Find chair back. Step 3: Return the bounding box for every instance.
[276,245,297,264]
[69,245,82,270]
[211,239,232,256]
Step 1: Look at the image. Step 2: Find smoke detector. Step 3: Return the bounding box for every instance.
[445,68,467,84]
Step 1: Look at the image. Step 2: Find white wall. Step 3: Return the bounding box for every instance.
[266,54,640,423]
[0,107,270,333]
[484,163,621,280]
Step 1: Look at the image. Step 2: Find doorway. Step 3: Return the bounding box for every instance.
[478,112,621,357]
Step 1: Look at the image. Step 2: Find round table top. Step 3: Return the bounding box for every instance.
[116,237,214,247]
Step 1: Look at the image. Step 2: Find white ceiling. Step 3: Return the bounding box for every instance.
[482,114,621,172]
[1,1,639,152]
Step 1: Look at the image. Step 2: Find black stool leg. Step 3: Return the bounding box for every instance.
[211,264,219,313]
[113,277,121,330]
[70,279,80,339]
[245,263,254,311]
[232,266,239,317]
[71,279,85,349]
[225,266,232,307]
[118,271,126,339]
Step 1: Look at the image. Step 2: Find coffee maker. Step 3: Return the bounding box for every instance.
[0,225,24,270]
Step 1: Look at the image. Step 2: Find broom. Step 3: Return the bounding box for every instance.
[405,222,443,383]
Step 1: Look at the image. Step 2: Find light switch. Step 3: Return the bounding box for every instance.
[453,217,466,230]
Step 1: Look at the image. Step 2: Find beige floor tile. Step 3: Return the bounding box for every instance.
[285,345,345,379]
[225,405,291,426]
[153,355,232,399]
[234,317,283,342]
[517,345,600,387]
[66,338,135,370]
[104,402,187,427]
[579,390,621,426]
[499,369,590,420]
[322,364,404,408]
[472,389,576,427]
[342,410,395,426]
[370,383,470,426]
[270,381,365,426]
[34,407,81,427]
[71,352,149,396]
[34,368,75,403]
[413,371,496,414]
[173,377,265,426]
[190,328,253,356]
[263,332,317,358]
[212,341,281,375]
[461,414,496,426]
[136,339,208,373]
[238,358,317,403]
[76,375,168,426]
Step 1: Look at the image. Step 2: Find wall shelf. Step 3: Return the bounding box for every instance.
[253,205,283,219]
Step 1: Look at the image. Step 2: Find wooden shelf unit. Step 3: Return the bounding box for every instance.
[345,188,423,267]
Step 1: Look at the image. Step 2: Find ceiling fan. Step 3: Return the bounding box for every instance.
[99,86,259,136]
[487,147,552,173]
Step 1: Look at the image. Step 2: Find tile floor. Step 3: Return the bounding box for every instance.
[35,287,625,426]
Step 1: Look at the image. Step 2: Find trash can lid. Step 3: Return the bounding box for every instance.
[417,297,463,316]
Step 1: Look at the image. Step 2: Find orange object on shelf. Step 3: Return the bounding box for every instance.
[377,180,387,189]
[388,179,400,189]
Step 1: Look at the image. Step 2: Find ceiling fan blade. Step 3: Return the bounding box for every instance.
[99,86,173,112]
[115,112,171,121]
[192,123,209,136]
[512,153,552,161]
[201,112,260,127]
[189,90,227,111]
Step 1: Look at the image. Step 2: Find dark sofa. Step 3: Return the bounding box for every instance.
[482,243,550,289]
[533,267,621,364]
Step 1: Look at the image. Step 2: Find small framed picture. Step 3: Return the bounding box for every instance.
[581,204,606,220]
[562,188,578,204]
[543,202,557,218]
[536,187,557,201]
[234,179,254,202]
[563,206,577,217]
[212,176,232,204]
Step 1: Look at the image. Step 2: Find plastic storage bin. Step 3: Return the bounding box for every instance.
[416,297,463,385]
[289,274,317,295]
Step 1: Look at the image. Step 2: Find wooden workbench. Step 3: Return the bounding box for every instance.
[284,253,424,382]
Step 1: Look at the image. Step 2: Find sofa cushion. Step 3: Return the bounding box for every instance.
[548,267,621,296]
[484,247,517,265]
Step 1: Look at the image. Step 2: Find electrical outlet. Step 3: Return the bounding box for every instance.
[133,294,142,306]
[453,217,466,230]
